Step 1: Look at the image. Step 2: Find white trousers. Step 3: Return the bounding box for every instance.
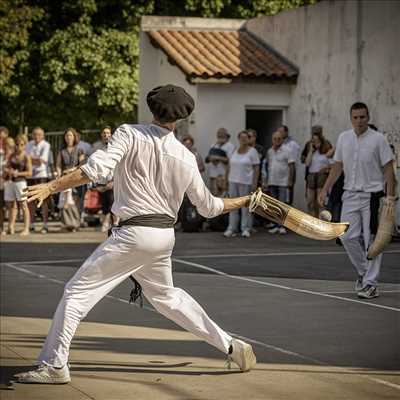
[340,191,382,288]
[38,226,232,367]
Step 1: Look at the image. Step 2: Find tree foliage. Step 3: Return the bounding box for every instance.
[0,0,43,97]
[0,0,317,133]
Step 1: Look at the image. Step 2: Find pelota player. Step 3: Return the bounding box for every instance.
[15,85,257,384]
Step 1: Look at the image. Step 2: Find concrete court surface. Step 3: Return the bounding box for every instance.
[0,226,399,400]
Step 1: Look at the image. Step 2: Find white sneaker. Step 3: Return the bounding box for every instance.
[223,229,236,238]
[14,364,71,384]
[241,230,251,238]
[357,285,379,299]
[228,338,257,372]
[278,227,287,235]
[268,227,279,234]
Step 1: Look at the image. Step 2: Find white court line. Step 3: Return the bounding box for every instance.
[322,290,400,294]
[172,258,400,313]
[4,258,399,312]
[3,262,399,392]
[5,248,400,264]
[3,263,155,313]
[4,259,85,265]
[175,250,400,259]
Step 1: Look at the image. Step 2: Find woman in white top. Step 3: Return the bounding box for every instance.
[305,131,333,217]
[224,131,260,238]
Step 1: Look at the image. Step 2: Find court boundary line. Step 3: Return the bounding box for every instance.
[4,248,400,264]
[174,249,400,259]
[3,258,399,312]
[3,262,399,393]
[171,258,400,313]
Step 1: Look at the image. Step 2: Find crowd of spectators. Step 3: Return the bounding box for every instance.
[0,116,396,238]
[0,125,114,236]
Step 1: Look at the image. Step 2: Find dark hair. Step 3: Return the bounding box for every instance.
[312,131,331,154]
[246,128,257,137]
[181,134,194,145]
[237,130,250,139]
[62,127,79,148]
[280,125,289,133]
[102,125,112,132]
[350,102,369,117]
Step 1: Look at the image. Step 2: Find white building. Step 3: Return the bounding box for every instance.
[139,0,400,208]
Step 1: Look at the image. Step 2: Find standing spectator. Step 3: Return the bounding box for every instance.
[319,102,396,299]
[247,128,266,161]
[301,126,333,180]
[26,127,51,233]
[278,125,300,205]
[247,128,266,186]
[182,134,205,173]
[76,130,93,157]
[92,126,114,232]
[56,128,85,231]
[224,131,260,238]
[4,134,32,235]
[180,134,206,232]
[92,126,112,152]
[75,130,92,219]
[0,127,10,235]
[247,128,267,229]
[266,131,296,234]
[205,127,235,196]
[304,130,333,217]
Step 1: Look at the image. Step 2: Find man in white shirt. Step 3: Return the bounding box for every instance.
[267,131,296,234]
[92,125,112,152]
[278,125,300,205]
[16,85,256,384]
[25,127,51,233]
[319,102,395,299]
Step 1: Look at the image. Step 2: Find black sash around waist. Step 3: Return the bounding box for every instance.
[118,214,175,229]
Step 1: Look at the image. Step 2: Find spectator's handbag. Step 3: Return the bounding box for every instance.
[249,188,349,240]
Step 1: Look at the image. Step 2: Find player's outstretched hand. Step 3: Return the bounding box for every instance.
[23,183,52,208]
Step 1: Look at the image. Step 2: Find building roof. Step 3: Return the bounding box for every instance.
[146,27,298,83]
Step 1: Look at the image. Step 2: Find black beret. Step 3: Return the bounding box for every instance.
[147,84,195,123]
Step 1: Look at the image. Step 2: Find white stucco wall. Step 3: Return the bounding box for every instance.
[245,0,400,147]
[138,31,198,140]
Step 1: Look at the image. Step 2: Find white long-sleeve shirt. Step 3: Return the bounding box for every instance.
[81,123,224,221]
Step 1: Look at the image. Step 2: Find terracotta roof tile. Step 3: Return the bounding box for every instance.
[147,29,298,82]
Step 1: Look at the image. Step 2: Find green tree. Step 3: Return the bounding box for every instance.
[0,0,317,133]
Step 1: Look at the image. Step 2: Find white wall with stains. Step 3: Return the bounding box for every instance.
[246,0,400,152]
